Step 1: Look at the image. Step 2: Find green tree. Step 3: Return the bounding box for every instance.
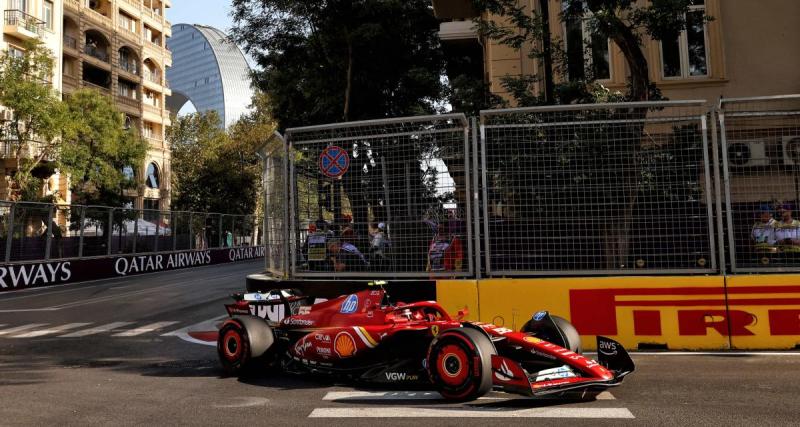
[230,0,446,128]
[473,0,711,269]
[59,89,147,208]
[169,111,260,216]
[0,40,67,201]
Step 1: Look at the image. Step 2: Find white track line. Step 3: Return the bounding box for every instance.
[309,407,634,419]
[112,321,179,337]
[12,323,92,338]
[322,391,615,401]
[59,322,135,337]
[0,323,48,336]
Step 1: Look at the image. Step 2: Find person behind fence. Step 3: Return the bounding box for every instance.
[426,220,463,273]
[751,204,777,251]
[304,222,330,270]
[775,203,800,252]
[327,238,369,272]
[369,222,390,267]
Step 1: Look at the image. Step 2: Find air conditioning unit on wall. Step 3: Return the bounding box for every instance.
[727,140,769,167]
[782,136,800,165]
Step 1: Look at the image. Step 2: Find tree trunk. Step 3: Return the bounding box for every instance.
[343,39,354,122]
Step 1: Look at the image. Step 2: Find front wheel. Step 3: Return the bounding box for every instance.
[427,328,496,402]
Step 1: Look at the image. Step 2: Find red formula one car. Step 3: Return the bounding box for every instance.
[217,285,634,401]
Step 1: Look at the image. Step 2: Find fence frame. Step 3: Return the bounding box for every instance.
[285,113,474,279]
[478,100,718,276]
[0,200,263,265]
[719,94,800,273]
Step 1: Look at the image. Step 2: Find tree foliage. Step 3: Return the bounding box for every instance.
[168,110,262,215]
[59,89,148,207]
[474,0,710,104]
[0,40,67,200]
[230,0,446,129]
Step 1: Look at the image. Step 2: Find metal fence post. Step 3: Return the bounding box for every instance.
[77,206,85,258]
[717,107,738,272]
[471,117,482,279]
[463,121,475,277]
[154,212,160,252]
[172,212,177,251]
[44,204,54,260]
[709,106,727,274]
[189,212,194,250]
[479,121,491,275]
[107,208,113,255]
[218,214,224,248]
[132,209,139,253]
[5,203,15,263]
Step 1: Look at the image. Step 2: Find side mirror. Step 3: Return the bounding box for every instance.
[456,306,469,321]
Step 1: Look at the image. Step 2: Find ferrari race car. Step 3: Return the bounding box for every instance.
[217,285,634,402]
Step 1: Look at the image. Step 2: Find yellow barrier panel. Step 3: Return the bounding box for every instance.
[438,276,734,350]
[725,275,800,350]
[435,280,479,322]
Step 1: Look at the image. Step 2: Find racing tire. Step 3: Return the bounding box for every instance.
[522,315,582,354]
[427,328,496,402]
[217,316,274,376]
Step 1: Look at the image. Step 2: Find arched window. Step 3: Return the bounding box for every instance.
[145,162,160,189]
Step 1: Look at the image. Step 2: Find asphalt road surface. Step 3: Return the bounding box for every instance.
[1,260,799,426]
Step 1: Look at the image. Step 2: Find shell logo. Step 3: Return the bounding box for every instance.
[334,332,357,357]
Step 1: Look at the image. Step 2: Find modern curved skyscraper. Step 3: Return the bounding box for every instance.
[166,24,252,128]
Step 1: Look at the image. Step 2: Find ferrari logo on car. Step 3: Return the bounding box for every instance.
[431,325,439,336]
[334,332,357,357]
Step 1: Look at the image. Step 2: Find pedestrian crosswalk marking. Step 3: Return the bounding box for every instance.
[59,322,134,338]
[112,321,180,337]
[12,323,92,338]
[308,407,634,419]
[0,323,49,336]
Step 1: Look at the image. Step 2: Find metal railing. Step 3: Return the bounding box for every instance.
[263,96,799,278]
[83,44,110,62]
[3,10,44,36]
[0,201,264,263]
[143,69,161,85]
[479,101,716,275]
[119,59,139,75]
[285,114,473,278]
[64,34,78,50]
[719,95,800,272]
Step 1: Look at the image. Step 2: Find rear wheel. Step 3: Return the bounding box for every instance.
[427,328,496,402]
[218,320,252,375]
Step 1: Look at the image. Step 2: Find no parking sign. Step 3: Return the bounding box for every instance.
[319,146,350,179]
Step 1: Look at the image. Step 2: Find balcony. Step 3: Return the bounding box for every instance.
[116,94,140,109]
[119,60,139,76]
[62,73,79,90]
[3,10,44,40]
[63,34,78,53]
[83,80,111,95]
[438,21,479,44]
[143,69,162,85]
[84,45,110,63]
[84,8,112,27]
[143,103,161,115]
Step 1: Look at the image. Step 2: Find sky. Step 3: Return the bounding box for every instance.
[168,0,234,33]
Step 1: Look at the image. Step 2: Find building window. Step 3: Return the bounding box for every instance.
[143,122,153,138]
[119,12,137,34]
[43,1,53,30]
[660,0,708,78]
[143,198,159,221]
[145,162,160,189]
[563,2,611,81]
[8,45,25,60]
[122,165,135,181]
[8,0,27,12]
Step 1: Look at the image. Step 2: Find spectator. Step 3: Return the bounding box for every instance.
[751,204,777,251]
[327,239,369,272]
[427,221,463,273]
[305,223,329,270]
[775,203,800,252]
[369,222,390,269]
[225,230,233,247]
